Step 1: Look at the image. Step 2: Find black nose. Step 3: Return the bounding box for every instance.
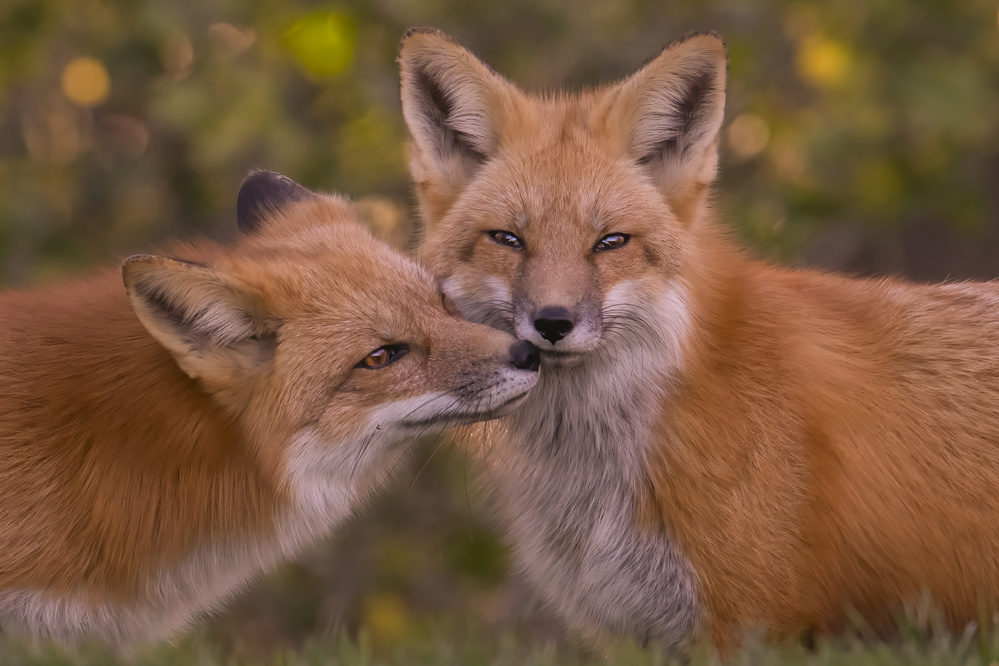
[509,340,541,372]
[533,306,575,344]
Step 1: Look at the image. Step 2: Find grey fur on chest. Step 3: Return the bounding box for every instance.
[481,362,701,649]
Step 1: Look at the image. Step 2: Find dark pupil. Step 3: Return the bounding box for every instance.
[367,349,388,366]
[597,234,628,251]
[499,233,516,245]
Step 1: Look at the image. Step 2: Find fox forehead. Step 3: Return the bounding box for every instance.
[203,223,441,361]
[234,228,435,307]
[449,141,676,257]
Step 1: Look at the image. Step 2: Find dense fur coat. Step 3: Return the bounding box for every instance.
[399,28,999,651]
[0,172,539,646]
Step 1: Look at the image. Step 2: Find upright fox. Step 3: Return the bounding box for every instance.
[0,171,540,646]
[399,29,999,650]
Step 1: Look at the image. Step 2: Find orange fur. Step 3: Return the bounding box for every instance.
[0,172,539,646]
[399,28,999,651]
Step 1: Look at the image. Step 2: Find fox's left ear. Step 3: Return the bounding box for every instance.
[608,32,728,220]
[122,255,278,410]
[398,28,522,222]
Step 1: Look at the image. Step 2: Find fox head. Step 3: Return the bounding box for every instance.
[121,171,540,481]
[399,29,727,368]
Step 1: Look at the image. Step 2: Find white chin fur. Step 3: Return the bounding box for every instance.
[539,351,588,368]
[356,369,538,436]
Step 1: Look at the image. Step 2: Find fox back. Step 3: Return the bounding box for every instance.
[399,28,999,651]
[0,171,539,646]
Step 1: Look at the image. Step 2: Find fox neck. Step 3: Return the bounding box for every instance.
[482,282,705,648]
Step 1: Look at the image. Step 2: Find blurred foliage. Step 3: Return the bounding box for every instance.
[5,620,999,666]
[1,0,999,654]
[1,0,997,285]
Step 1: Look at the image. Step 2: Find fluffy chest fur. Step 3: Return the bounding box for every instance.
[480,345,701,648]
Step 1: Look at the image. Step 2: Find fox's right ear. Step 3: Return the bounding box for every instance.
[605,33,728,222]
[123,255,278,410]
[237,170,315,234]
[398,28,521,221]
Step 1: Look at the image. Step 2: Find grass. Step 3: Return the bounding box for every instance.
[4,625,999,666]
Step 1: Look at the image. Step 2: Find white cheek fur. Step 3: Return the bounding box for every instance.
[443,274,513,330]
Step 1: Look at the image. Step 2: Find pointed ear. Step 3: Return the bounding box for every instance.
[609,32,728,220]
[237,170,316,234]
[398,28,521,220]
[122,254,278,407]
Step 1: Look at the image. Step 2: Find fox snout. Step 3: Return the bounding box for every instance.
[533,306,575,345]
[511,298,602,363]
[509,339,541,371]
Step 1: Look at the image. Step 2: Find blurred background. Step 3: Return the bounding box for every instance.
[1,0,998,654]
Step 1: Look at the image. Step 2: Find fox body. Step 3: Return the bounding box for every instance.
[0,171,539,646]
[399,29,999,649]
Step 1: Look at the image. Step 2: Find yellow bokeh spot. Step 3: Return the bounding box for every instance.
[361,593,411,644]
[61,57,110,107]
[727,113,770,161]
[283,10,355,78]
[796,36,851,88]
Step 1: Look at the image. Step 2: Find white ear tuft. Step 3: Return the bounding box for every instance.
[612,32,729,203]
[122,255,277,406]
[398,28,521,219]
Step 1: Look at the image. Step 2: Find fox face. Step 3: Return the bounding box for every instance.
[399,29,727,369]
[398,29,729,648]
[124,171,540,484]
[0,170,540,646]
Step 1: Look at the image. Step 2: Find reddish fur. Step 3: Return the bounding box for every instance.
[0,186,533,643]
[400,28,999,650]
[0,267,279,602]
[655,241,999,644]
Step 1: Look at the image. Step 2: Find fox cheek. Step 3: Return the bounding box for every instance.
[441,273,515,331]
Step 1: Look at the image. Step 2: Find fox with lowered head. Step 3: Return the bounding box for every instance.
[0,171,540,647]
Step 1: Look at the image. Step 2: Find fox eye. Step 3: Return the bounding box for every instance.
[487,230,524,250]
[356,344,409,369]
[594,233,630,252]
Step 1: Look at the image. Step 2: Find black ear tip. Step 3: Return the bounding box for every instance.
[236,170,311,234]
[236,171,273,230]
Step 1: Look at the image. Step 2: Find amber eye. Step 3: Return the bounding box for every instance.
[356,344,409,369]
[594,233,630,252]
[487,230,524,250]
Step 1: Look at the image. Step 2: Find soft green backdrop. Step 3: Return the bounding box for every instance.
[1,0,998,655]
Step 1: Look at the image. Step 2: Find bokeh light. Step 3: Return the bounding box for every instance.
[727,113,771,161]
[283,10,355,78]
[796,36,851,88]
[60,57,110,107]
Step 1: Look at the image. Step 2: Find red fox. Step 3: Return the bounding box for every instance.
[399,28,999,651]
[0,170,540,646]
